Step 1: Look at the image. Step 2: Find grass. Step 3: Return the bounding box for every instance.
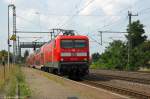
[0,64,31,98]
[139,67,150,72]
[16,66,31,97]
[6,75,17,97]
[0,65,12,90]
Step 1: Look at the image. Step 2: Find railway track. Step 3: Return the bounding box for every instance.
[90,73,150,85]
[90,69,150,85]
[83,80,150,99]
[33,67,150,99]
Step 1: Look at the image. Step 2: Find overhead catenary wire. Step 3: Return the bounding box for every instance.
[88,35,102,46]
[16,15,48,30]
[16,0,147,46]
[59,0,124,29]
[53,0,84,28]
[18,36,43,38]
[16,31,50,34]
[56,0,96,28]
[16,0,131,33]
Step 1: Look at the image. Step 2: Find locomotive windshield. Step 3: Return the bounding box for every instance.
[61,40,74,48]
[61,40,86,48]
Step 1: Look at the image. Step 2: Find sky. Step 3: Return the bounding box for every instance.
[0,0,150,55]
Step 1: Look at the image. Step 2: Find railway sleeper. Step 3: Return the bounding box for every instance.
[85,81,150,99]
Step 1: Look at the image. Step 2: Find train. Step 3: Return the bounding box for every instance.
[26,31,90,78]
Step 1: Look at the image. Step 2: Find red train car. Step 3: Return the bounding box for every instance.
[26,53,35,67]
[27,32,90,78]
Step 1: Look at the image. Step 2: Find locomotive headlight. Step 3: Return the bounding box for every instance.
[61,52,71,56]
[61,58,64,61]
[84,58,87,61]
[77,52,87,56]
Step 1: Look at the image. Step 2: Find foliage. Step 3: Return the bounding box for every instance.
[7,75,17,96]
[92,20,150,71]
[21,50,30,63]
[16,66,31,97]
[126,20,147,48]
[24,50,29,59]
[91,52,101,62]
[0,50,13,63]
[0,65,12,90]
[126,20,148,70]
[92,40,127,70]
[1,65,31,97]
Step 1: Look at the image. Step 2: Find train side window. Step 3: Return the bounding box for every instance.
[41,53,44,58]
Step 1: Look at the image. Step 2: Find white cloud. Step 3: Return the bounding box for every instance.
[17,8,39,28]
[79,0,137,15]
[3,0,12,4]
[1,0,144,54]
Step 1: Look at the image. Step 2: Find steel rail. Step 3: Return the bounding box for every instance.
[90,73,150,85]
[83,80,150,99]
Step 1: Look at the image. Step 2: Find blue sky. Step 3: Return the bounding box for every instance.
[0,0,150,55]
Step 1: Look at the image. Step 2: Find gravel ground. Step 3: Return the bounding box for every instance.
[90,69,150,80]
[22,67,128,99]
[86,74,150,95]
[100,79,150,95]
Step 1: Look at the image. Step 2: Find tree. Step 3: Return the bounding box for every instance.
[126,20,147,48]
[91,52,100,62]
[24,50,29,59]
[0,50,13,63]
[97,40,127,70]
[126,20,148,70]
[92,20,149,71]
[137,41,150,68]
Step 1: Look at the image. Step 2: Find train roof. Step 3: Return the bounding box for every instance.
[56,35,88,40]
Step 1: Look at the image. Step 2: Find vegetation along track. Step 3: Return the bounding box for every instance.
[82,80,150,99]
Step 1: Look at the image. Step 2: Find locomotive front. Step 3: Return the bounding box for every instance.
[58,34,89,78]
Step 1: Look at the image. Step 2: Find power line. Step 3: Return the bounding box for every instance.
[93,0,142,31]
[88,36,102,46]
[57,0,96,28]
[16,15,37,25]
[42,14,123,17]
[16,15,48,30]
[138,7,150,15]
[53,0,84,28]
[97,15,128,30]
[18,36,43,38]
[16,31,50,34]
[99,31,127,33]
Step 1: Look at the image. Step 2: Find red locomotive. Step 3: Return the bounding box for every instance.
[26,31,89,78]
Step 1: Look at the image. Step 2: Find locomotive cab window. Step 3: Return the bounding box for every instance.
[74,40,86,48]
[61,40,74,48]
[61,40,86,48]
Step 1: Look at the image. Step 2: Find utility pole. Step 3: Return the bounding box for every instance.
[99,31,102,45]
[8,4,16,64]
[17,36,20,62]
[8,5,10,67]
[13,5,16,64]
[50,32,53,40]
[127,11,138,69]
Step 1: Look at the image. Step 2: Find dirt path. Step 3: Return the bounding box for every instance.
[22,67,129,99]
